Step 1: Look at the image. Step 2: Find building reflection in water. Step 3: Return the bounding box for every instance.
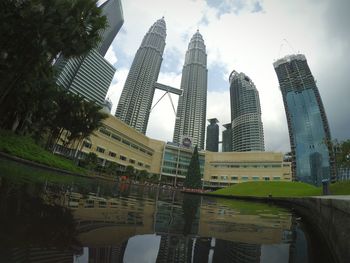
[0,178,332,263]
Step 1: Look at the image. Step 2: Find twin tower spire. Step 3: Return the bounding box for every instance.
[115,18,208,149]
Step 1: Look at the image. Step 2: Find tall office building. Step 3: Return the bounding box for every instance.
[222,123,233,152]
[115,18,166,134]
[206,118,219,152]
[273,54,334,185]
[97,0,124,57]
[55,0,124,105]
[173,31,208,150]
[229,70,264,152]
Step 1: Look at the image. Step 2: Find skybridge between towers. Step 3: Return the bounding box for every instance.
[154,82,183,96]
[151,82,183,116]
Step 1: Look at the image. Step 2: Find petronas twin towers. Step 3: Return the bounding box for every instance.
[116,18,207,149]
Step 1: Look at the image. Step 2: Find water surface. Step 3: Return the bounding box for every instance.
[0,160,334,262]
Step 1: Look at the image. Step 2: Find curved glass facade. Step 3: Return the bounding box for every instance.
[285,89,330,185]
[274,54,334,185]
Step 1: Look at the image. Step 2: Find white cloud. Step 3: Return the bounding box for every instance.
[105,68,129,114]
[105,45,118,65]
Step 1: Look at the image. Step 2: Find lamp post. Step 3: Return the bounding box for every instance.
[332,139,341,182]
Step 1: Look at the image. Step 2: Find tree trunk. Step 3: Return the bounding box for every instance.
[11,113,20,132]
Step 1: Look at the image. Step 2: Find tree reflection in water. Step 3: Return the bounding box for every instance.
[0,177,80,261]
[182,194,201,235]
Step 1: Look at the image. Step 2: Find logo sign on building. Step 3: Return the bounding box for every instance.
[181,135,193,148]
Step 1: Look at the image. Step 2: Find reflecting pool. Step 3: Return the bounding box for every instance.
[0,159,334,262]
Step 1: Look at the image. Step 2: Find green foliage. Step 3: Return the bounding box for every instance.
[0,158,89,185]
[0,130,86,174]
[46,90,107,150]
[82,152,98,171]
[211,181,322,197]
[216,198,289,215]
[330,181,350,195]
[336,140,350,168]
[125,165,135,177]
[184,146,202,189]
[0,0,107,133]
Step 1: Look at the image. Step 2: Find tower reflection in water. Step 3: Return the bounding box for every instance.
[0,180,330,263]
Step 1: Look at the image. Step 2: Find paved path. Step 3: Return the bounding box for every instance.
[313,195,350,200]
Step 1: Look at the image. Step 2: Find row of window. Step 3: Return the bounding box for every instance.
[210,175,282,181]
[99,127,153,157]
[211,163,283,168]
[89,144,150,169]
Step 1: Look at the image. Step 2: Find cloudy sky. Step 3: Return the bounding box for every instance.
[104,0,350,153]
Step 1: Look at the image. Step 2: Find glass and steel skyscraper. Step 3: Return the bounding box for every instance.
[229,70,264,152]
[222,123,233,152]
[206,118,219,152]
[115,18,166,134]
[173,31,208,150]
[55,0,124,105]
[273,54,334,185]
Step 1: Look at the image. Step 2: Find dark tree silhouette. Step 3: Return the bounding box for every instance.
[184,145,202,189]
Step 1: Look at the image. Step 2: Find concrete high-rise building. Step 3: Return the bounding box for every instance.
[222,123,232,152]
[115,18,166,134]
[273,54,334,185]
[206,118,219,152]
[173,31,208,150]
[55,0,124,105]
[55,50,116,105]
[229,70,264,152]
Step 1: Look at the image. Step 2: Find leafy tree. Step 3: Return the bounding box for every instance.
[105,162,118,176]
[125,165,135,178]
[184,146,202,189]
[83,152,98,171]
[336,140,350,168]
[0,0,107,107]
[43,90,107,153]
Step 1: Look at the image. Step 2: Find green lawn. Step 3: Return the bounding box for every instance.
[0,130,86,175]
[330,180,350,195]
[211,181,322,197]
[0,157,89,185]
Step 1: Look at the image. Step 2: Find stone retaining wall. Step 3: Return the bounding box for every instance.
[203,193,349,263]
[274,197,349,263]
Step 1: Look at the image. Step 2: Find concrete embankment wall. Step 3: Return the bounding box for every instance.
[274,197,350,263]
[203,193,349,263]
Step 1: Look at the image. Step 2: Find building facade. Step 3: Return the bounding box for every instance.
[56,114,290,188]
[203,151,291,188]
[173,31,208,150]
[273,54,334,185]
[115,18,166,134]
[160,142,205,185]
[229,70,264,152]
[206,118,219,152]
[55,50,116,105]
[97,0,124,57]
[55,0,124,105]
[222,123,233,152]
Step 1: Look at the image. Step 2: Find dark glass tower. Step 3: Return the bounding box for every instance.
[273,54,334,185]
[115,18,166,134]
[206,118,219,152]
[222,123,233,152]
[229,70,264,152]
[173,31,208,149]
[97,0,124,57]
[55,0,124,105]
